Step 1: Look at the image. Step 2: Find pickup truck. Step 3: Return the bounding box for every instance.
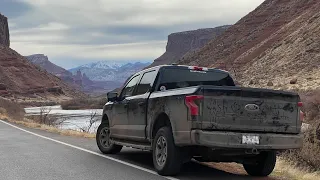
[96,64,303,177]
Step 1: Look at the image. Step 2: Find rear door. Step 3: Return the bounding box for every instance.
[110,74,141,139]
[126,70,158,142]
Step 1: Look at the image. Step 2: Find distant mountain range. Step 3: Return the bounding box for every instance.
[69,61,151,82]
[25,55,151,95]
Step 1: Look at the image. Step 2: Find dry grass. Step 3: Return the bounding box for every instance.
[272,157,320,180]
[282,122,320,171]
[0,97,96,138]
[0,116,95,138]
[0,97,25,120]
[204,158,320,180]
[281,90,320,173]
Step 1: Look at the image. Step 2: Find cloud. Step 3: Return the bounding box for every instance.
[17,0,264,27]
[11,40,166,68]
[6,0,264,68]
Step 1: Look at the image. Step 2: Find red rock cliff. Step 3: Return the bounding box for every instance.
[0,13,9,47]
[180,0,320,91]
[149,25,231,67]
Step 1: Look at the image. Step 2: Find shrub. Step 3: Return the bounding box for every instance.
[0,97,25,120]
[282,90,320,171]
[283,121,320,171]
[300,90,320,123]
[61,98,107,110]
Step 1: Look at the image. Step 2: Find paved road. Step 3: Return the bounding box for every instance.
[0,120,277,180]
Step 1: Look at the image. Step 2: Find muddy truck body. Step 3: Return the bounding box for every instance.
[96,65,303,176]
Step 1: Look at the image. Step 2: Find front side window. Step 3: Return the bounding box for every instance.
[120,75,141,98]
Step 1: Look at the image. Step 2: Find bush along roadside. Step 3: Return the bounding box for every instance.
[61,97,107,110]
[0,97,96,138]
[281,90,320,174]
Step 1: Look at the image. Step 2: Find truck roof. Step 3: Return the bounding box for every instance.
[142,64,230,74]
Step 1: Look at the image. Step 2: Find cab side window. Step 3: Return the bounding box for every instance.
[134,70,157,95]
[120,75,141,98]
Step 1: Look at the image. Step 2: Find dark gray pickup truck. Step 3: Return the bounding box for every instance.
[96,65,303,177]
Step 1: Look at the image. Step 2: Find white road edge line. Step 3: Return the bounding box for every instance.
[0,120,179,180]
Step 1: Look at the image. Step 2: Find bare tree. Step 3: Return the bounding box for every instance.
[39,106,52,125]
[74,110,100,133]
[37,106,67,126]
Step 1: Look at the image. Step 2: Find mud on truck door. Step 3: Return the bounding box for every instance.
[111,74,141,139]
[126,70,158,142]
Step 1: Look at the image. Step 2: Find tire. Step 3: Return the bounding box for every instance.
[152,127,182,176]
[96,122,122,154]
[243,151,277,177]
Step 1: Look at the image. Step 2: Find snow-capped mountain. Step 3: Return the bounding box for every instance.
[75,60,131,70]
[68,61,151,82]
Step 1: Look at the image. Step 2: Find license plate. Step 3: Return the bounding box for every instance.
[242,135,259,145]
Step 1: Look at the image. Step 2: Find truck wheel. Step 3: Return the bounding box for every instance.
[152,127,182,176]
[96,122,122,154]
[243,151,276,177]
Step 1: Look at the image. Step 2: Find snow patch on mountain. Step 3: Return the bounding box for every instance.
[69,61,151,82]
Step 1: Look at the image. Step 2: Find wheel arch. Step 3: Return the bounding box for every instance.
[101,114,109,125]
[150,112,174,141]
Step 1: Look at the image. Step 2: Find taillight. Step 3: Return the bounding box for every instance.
[297,102,304,122]
[300,110,304,122]
[185,95,204,116]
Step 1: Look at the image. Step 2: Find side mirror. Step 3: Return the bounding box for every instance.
[107,92,118,102]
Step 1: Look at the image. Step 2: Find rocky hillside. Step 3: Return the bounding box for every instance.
[0,46,84,100]
[148,26,231,67]
[0,13,84,100]
[0,13,9,47]
[179,0,320,91]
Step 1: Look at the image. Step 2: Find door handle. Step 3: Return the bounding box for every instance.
[138,102,146,106]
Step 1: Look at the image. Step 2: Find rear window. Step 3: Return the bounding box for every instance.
[158,68,235,91]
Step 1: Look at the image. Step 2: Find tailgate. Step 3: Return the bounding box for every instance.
[200,86,301,134]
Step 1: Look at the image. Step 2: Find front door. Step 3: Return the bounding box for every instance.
[109,74,141,140]
[127,70,158,142]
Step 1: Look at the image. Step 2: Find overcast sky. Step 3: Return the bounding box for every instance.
[1,0,264,69]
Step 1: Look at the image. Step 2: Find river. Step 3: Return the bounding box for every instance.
[24,105,103,133]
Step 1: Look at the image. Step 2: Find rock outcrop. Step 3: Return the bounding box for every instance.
[0,13,9,47]
[179,0,320,91]
[25,54,72,77]
[148,25,231,67]
[25,54,95,91]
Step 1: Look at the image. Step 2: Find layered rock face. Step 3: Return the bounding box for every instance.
[149,26,231,67]
[180,0,320,91]
[0,13,9,47]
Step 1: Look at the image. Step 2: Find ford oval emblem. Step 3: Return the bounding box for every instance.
[245,104,260,112]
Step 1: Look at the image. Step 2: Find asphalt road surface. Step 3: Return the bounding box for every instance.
[0,120,277,180]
